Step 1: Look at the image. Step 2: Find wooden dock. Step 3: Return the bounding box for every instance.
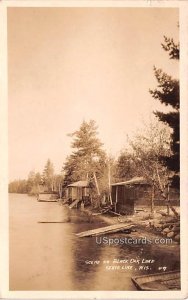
[76,223,136,238]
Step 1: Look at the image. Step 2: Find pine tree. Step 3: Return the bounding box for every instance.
[150,36,179,188]
[63,120,106,188]
[42,159,55,191]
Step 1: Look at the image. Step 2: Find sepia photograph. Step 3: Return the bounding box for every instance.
[0,0,188,298]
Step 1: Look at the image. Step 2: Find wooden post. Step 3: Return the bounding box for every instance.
[108,161,112,205]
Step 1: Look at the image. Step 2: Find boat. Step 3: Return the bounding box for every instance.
[37,192,58,202]
[131,270,180,291]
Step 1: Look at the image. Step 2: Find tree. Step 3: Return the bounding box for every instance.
[9,171,42,194]
[34,172,42,186]
[114,149,137,182]
[63,120,106,198]
[96,155,117,205]
[9,179,29,193]
[26,171,42,195]
[42,159,55,192]
[128,118,172,213]
[53,173,65,198]
[150,35,179,189]
[27,171,36,192]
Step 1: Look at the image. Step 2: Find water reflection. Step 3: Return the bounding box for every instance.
[9,194,180,291]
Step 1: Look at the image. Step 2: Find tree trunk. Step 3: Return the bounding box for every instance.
[51,181,54,192]
[93,172,100,196]
[169,205,179,218]
[157,184,179,218]
[151,184,155,213]
[58,183,62,199]
[167,184,170,215]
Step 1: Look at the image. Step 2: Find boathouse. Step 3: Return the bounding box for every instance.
[111,177,149,215]
[67,180,92,204]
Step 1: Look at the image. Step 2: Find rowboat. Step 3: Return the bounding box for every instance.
[132,270,180,291]
[37,193,58,202]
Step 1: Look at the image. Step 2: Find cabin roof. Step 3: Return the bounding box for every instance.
[67,180,89,188]
[111,177,148,186]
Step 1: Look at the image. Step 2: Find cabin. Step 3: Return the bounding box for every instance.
[111,177,180,215]
[66,180,92,205]
[111,177,148,215]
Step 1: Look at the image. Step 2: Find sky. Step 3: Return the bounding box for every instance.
[8,7,179,181]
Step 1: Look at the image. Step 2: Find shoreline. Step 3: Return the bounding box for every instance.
[80,205,180,256]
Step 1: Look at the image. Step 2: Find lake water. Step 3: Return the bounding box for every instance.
[9,194,180,291]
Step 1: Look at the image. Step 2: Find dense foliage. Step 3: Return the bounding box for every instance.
[9,160,57,194]
[63,120,106,188]
[150,36,179,188]
[9,179,29,194]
